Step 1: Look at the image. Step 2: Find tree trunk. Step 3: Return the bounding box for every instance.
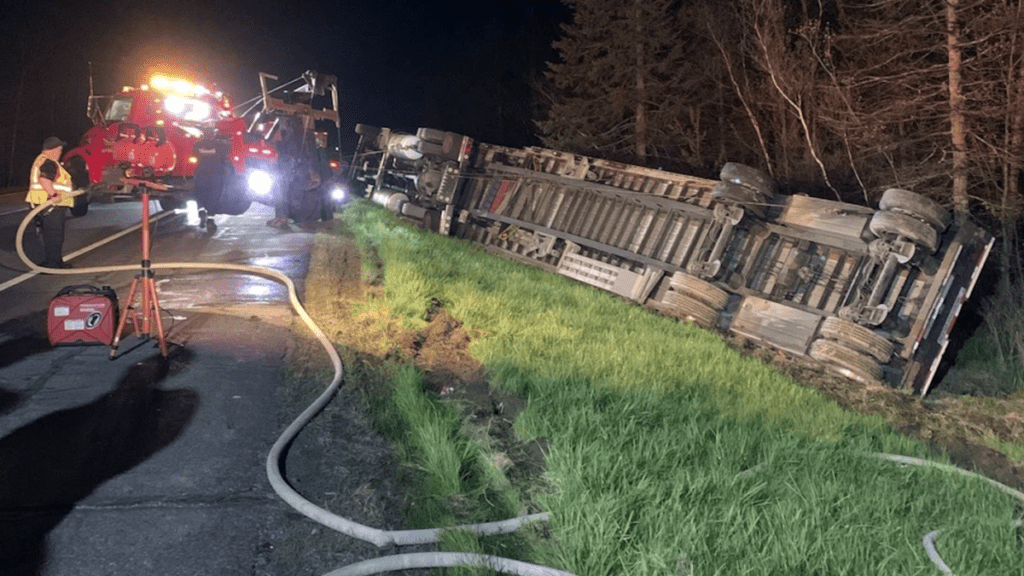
[946,0,969,222]
[634,0,648,163]
[1005,2,1024,221]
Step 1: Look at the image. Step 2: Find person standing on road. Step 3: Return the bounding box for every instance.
[266,122,295,230]
[26,137,75,268]
[191,128,231,231]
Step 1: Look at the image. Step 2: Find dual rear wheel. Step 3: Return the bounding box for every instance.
[810,316,894,384]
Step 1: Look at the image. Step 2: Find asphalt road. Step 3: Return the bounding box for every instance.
[0,196,326,575]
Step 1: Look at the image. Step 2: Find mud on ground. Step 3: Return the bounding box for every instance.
[296,233,547,492]
[296,228,1024,555]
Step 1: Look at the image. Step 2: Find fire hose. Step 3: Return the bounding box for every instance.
[16,195,1024,575]
[16,194,576,576]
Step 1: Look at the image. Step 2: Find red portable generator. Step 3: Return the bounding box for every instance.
[47,285,120,346]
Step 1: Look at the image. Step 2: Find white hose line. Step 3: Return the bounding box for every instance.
[321,552,580,576]
[0,206,175,292]
[737,453,1023,574]
[922,530,955,575]
[871,453,1024,504]
[17,197,572,574]
[869,453,1024,575]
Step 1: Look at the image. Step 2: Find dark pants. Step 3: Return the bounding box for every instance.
[39,206,67,267]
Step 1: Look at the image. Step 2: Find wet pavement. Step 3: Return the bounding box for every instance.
[0,200,324,575]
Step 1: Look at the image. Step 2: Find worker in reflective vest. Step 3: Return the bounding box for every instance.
[26,136,75,268]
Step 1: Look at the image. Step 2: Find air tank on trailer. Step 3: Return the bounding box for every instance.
[387,134,423,161]
[371,190,409,212]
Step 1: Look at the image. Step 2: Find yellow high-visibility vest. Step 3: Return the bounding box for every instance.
[26,153,74,207]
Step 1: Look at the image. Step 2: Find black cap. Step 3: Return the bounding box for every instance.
[42,136,67,150]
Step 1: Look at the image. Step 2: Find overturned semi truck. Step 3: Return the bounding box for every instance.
[348,124,993,396]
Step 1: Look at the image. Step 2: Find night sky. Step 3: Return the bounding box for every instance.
[0,0,568,185]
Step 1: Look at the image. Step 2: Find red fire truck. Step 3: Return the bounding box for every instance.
[62,71,339,218]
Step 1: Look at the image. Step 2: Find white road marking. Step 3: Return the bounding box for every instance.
[0,209,178,293]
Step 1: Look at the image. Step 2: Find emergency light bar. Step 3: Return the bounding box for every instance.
[150,74,210,97]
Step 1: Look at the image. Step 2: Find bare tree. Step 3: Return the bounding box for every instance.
[540,0,1024,221]
[751,0,841,198]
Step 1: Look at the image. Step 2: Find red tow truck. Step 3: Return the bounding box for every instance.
[62,71,340,219]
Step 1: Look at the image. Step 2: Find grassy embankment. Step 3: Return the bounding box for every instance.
[319,201,1023,575]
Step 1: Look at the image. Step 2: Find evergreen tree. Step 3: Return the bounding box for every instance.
[538,0,702,169]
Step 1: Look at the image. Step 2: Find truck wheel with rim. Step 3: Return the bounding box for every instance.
[669,271,730,311]
[868,210,939,253]
[720,162,775,199]
[878,188,950,232]
[660,291,720,329]
[809,339,883,384]
[817,316,894,363]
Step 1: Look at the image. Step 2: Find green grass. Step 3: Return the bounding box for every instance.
[951,330,1024,396]
[339,201,1024,575]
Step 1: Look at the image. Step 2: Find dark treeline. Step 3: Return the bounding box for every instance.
[534,0,1024,384]
[536,0,1024,225]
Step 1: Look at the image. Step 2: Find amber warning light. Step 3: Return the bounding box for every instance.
[149,74,210,97]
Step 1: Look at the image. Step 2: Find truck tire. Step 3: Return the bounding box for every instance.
[355,123,380,137]
[159,197,183,211]
[869,210,939,253]
[422,209,442,232]
[817,316,894,363]
[668,271,730,311]
[320,188,335,221]
[809,339,883,384]
[416,127,447,143]
[69,193,89,217]
[65,156,91,217]
[878,188,951,232]
[720,162,775,199]
[65,156,91,189]
[660,291,720,329]
[215,175,252,215]
[711,181,765,218]
[417,140,446,157]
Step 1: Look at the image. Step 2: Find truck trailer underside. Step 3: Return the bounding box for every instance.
[349,125,993,396]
